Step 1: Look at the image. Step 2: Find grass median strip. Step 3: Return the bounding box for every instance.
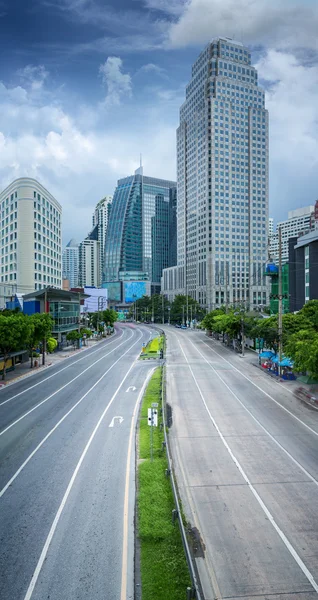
[137,367,191,599]
[139,335,164,360]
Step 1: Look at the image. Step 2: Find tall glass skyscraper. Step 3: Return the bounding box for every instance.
[103,167,176,291]
[176,37,269,309]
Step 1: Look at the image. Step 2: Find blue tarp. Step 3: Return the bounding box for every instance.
[279,357,294,368]
[259,351,274,358]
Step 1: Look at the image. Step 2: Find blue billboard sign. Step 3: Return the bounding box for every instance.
[124,281,147,303]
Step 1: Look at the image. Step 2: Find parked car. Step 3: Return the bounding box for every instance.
[175,324,181,328]
[181,324,187,329]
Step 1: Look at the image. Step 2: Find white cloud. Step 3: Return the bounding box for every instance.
[167,0,318,51]
[143,0,186,16]
[0,75,176,243]
[139,63,167,76]
[99,56,132,106]
[17,65,49,91]
[255,49,318,210]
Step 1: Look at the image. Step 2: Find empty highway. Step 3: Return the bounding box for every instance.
[166,327,318,600]
[0,324,154,600]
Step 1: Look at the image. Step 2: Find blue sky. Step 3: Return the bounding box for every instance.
[0,0,317,244]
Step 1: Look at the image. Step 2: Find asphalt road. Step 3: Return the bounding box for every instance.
[165,327,318,600]
[0,324,155,600]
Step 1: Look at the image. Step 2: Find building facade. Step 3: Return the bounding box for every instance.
[62,239,79,289]
[78,236,100,288]
[164,37,269,309]
[103,167,176,298]
[269,205,314,264]
[0,177,62,293]
[92,196,112,286]
[289,230,318,312]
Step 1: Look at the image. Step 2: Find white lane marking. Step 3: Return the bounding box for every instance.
[22,332,144,600]
[0,330,134,437]
[0,328,125,407]
[0,331,143,498]
[189,338,318,488]
[126,386,136,392]
[120,367,155,600]
[109,416,124,427]
[199,337,318,439]
[176,337,318,594]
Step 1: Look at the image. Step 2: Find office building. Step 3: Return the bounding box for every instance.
[289,230,318,312]
[78,234,100,288]
[269,205,314,264]
[92,196,112,285]
[78,195,112,288]
[162,37,269,309]
[269,218,274,236]
[62,239,79,289]
[0,177,62,293]
[103,167,176,300]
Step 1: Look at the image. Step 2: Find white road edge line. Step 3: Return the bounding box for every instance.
[22,330,144,600]
[189,338,318,488]
[176,337,318,595]
[0,330,143,498]
[200,337,318,438]
[0,330,134,437]
[0,328,125,407]
[120,367,155,600]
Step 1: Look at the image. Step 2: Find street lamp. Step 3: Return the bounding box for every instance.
[167,306,171,326]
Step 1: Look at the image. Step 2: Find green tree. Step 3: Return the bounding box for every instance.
[251,316,279,353]
[101,308,118,326]
[28,313,53,367]
[47,337,58,353]
[285,329,318,379]
[298,300,318,331]
[170,295,203,325]
[0,316,31,380]
[66,330,81,348]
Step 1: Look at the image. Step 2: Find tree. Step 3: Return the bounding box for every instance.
[251,316,279,353]
[101,308,118,327]
[66,330,81,348]
[0,316,31,380]
[169,295,203,325]
[47,337,58,353]
[285,329,318,379]
[298,300,318,331]
[28,313,53,367]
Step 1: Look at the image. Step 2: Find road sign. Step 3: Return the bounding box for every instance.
[148,408,158,427]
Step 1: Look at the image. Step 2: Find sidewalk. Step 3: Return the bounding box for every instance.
[0,335,114,389]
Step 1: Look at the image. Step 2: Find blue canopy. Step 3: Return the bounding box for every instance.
[271,355,279,364]
[279,357,294,368]
[259,351,274,358]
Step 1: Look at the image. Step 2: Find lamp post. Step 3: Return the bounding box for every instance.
[168,306,171,325]
[182,305,185,326]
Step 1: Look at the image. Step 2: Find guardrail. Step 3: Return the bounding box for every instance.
[158,335,203,600]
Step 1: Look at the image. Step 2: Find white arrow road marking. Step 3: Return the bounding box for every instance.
[109,416,124,427]
[126,386,136,392]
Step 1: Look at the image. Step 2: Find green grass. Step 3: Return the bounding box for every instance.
[137,367,191,600]
[139,335,164,360]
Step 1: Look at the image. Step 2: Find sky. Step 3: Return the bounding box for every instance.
[0,0,317,244]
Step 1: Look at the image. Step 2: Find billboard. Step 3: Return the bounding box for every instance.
[102,282,122,302]
[83,287,108,313]
[124,281,147,303]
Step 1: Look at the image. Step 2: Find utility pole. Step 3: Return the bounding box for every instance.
[225,262,228,313]
[152,298,154,323]
[278,226,283,377]
[78,291,81,334]
[241,313,245,357]
[182,305,185,326]
[186,294,189,327]
[190,304,193,327]
[43,288,48,366]
[162,294,164,325]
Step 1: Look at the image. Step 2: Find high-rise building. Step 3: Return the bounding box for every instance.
[163,37,269,309]
[78,195,112,288]
[78,228,100,288]
[269,205,314,264]
[103,167,176,295]
[289,229,318,311]
[62,239,79,289]
[0,177,62,293]
[92,196,112,285]
[269,218,274,236]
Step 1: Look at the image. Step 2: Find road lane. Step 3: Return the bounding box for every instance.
[165,327,318,600]
[0,324,153,600]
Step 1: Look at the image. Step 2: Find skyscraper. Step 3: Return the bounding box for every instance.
[0,177,62,293]
[62,239,79,288]
[92,196,112,285]
[103,167,176,295]
[174,37,269,309]
[269,205,314,264]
